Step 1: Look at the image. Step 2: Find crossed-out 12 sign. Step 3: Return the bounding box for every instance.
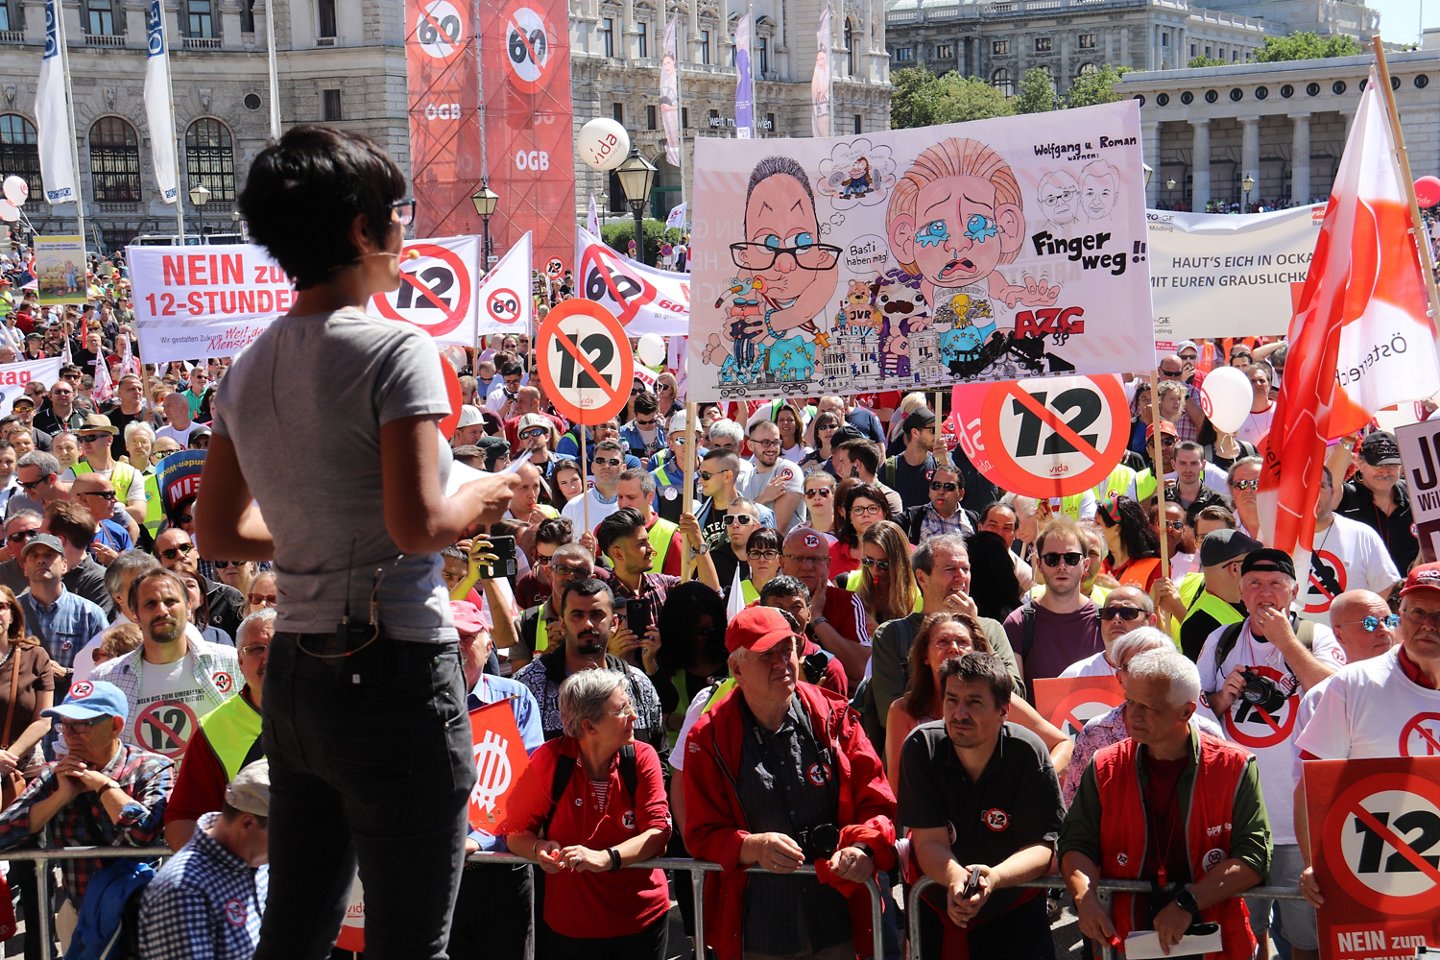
[954,374,1128,500]
[537,299,634,426]
[503,4,553,93]
[1326,773,1440,915]
[414,0,465,60]
[372,241,473,341]
[545,257,564,280]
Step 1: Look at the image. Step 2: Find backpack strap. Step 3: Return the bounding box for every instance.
[882,455,898,489]
[1019,600,1038,661]
[618,743,638,799]
[1296,620,1315,651]
[1212,621,1247,677]
[537,753,577,840]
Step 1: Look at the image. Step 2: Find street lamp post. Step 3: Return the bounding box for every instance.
[471,179,500,267]
[1165,178,1176,207]
[189,183,211,240]
[615,147,657,266]
[1241,174,1255,212]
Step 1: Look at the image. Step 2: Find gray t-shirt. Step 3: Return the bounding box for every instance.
[213,308,456,643]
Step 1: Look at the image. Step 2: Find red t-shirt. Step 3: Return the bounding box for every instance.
[829,538,860,578]
[501,738,672,938]
[164,724,229,825]
[821,584,870,648]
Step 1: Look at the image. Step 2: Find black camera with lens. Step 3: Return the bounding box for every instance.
[1238,669,1286,714]
[795,824,840,861]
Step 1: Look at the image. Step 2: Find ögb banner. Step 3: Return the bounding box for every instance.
[404,0,482,237]
[576,226,689,335]
[0,357,62,418]
[951,374,1129,499]
[368,235,482,345]
[1147,205,1323,341]
[128,243,293,363]
[1304,757,1440,959]
[688,101,1156,403]
[479,0,575,275]
[1397,420,1440,564]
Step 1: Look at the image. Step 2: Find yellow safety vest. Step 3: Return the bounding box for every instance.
[1098,463,1137,501]
[1133,468,1160,503]
[1179,587,1245,644]
[72,459,139,504]
[841,569,923,612]
[142,471,164,536]
[647,517,677,575]
[197,690,263,782]
[1167,572,1207,644]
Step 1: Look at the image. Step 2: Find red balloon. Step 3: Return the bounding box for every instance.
[1415,176,1440,208]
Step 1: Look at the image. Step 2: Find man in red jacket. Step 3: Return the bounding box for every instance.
[683,605,895,960]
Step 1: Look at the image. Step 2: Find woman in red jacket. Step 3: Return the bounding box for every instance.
[503,669,672,959]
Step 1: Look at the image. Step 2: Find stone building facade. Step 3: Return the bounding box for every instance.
[1117,50,1439,210]
[0,0,893,249]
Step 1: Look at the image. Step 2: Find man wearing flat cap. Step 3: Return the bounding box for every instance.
[140,759,270,959]
[0,679,172,940]
[1196,548,1344,960]
[683,605,896,960]
[1176,528,1261,661]
[1335,430,1418,575]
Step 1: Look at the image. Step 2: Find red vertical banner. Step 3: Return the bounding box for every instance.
[480,1,576,272]
[405,0,483,237]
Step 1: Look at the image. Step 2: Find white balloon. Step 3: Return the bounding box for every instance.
[577,118,630,172]
[1200,365,1253,434]
[635,333,666,368]
[1,176,27,207]
[0,200,17,224]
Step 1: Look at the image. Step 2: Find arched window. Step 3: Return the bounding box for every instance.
[88,117,140,203]
[185,117,235,202]
[1078,61,1098,75]
[992,68,1013,96]
[844,18,855,76]
[0,115,41,203]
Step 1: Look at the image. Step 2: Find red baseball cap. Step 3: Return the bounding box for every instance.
[1146,419,1178,440]
[725,606,794,655]
[1400,563,1440,599]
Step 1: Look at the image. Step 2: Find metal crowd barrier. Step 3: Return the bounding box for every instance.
[906,875,1311,960]
[2,846,888,960]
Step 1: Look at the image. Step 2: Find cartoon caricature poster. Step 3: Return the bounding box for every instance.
[687,101,1157,402]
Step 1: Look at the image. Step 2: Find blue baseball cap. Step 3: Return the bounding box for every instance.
[42,680,128,724]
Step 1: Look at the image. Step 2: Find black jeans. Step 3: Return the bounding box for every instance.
[254,633,473,960]
[449,861,534,960]
[537,916,668,960]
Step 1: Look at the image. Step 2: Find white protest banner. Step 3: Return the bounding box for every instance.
[0,357,62,418]
[369,235,482,345]
[475,232,532,337]
[1398,419,1440,565]
[687,101,1155,402]
[128,243,292,364]
[575,225,690,336]
[1147,205,1324,341]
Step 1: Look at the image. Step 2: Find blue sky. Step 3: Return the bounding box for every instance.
[1369,0,1439,44]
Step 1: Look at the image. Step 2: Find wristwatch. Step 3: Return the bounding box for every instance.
[1172,888,1200,919]
[692,540,711,555]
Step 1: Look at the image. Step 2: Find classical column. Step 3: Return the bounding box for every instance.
[1190,118,1211,210]
[1143,120,1161,208]
[1240,115,1260,203]
[1289,112,1311,205]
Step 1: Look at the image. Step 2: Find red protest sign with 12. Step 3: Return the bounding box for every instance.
[1034,676,1124,738]
[537,300,633,426]
[951,374,1128,499]
[1307,756,1440,954]
[371,240,475,342]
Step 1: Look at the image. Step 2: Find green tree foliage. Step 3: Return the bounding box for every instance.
[1064,64,1130,108]
[1016,67,1060,113]
[891,66,1015,128]
[600,218,682,265]
[1187,55,1228,67]
[1252,32,1362,62]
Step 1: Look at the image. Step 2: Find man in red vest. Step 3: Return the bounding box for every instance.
[1060,648,1271,960]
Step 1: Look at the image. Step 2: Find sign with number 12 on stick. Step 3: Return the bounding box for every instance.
[537,299,634,426]
[1305,756,1440,960]
[951,374,1129,499]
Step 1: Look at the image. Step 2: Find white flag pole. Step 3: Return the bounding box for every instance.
[56,1,87,249]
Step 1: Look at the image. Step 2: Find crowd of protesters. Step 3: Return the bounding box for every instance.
[0,127,1430,960]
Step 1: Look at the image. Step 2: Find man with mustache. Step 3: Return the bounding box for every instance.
[511,577,664,751]
[90,567,239,764]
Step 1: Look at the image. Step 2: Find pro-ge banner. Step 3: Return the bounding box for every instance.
[688,101,1156,402]
[1147,205,1323,341]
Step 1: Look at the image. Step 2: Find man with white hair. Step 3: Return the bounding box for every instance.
[1061,648,1270,960]
[1060,586,1155,678]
